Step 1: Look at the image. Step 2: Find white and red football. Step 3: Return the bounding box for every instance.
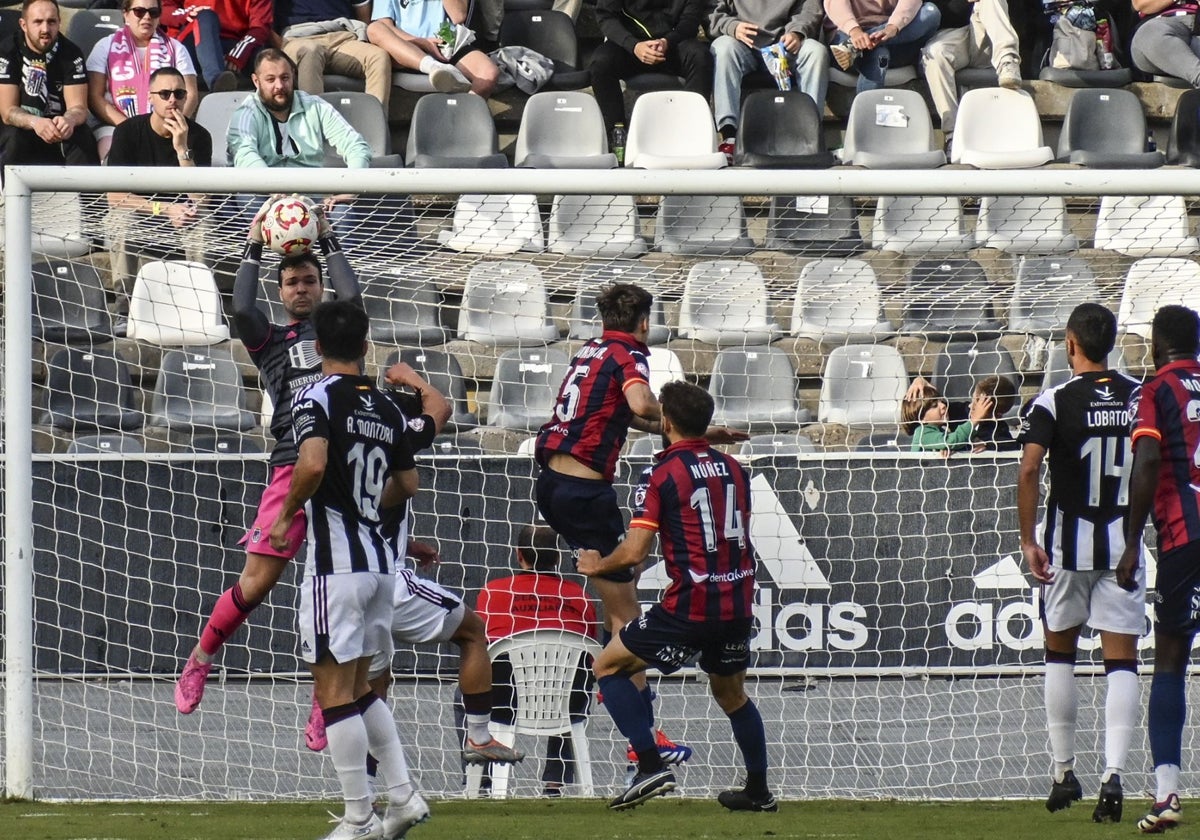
[259,196,320,256]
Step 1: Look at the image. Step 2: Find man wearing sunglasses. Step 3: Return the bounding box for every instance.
[0,0,99,167]
[105,66,212,333]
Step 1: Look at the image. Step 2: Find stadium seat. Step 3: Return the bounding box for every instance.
[625,435,661,458]
[317,92,402,167]
[195,92,248,167]
[65,9,122,59]
[1093,195,1198,257]
[1167,89,1200,166]
[499,10,590,90]
[438,193,544,255]
[974,196,1078,254]
[188,432,266,454]
[1037,66,1132,88]
[148,347,256,431]
[871,196,974,254]
[546,194,646,257]
[733,91,835,168]
[43,347,141,432]
[739,432,818,458]
[384,348,478,430]
[625,91,727,169]
[568,282,669,344]
[458,262,558,345]
[567,260,670,344]
[840,89,946,168]
[901,258,1002,339]
[828,64,919,92]
[514,91,615,169]
[1056,88,1165,168]
[1118,257,1200,339]
[818,344,908,426]
[360,269,445,345]
[763,194,861,254]
[66,434,146,455]
[646,347,685,394]
[486,347,569,429]
[0,192,94,258]
[949,88,1052,168]
[653,194,754,255]
[405,94,508,168]
[126,260,230,346]
[678,260,779,345]
[424,434,487,456]
[708,346,810,432]
[1042,339,1129,390]
[1010,256,1100,337]
[33,259,111,343]
[464,630,600,799]
[789,258,893,343]
[931,340,1020,408]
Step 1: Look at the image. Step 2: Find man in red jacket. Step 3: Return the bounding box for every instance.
[162,0,272,91]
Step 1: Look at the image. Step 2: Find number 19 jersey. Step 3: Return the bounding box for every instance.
[535,330,651,482]
[1017,370,1141,571]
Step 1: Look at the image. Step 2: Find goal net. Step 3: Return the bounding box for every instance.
[2,166,1196,802]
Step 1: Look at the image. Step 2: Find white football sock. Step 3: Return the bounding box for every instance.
[326,712,372,823]
[360,696,415,804]
[1045,661,1077,780]
[1156,764,1181,802]
[1104,669,1139,782]
[466,713,492,745]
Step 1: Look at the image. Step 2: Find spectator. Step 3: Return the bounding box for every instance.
[1130,0,1200,87]
[969,374,1020,452]
[902,380,992,453]
[162,0,271,92]
[367,0,498,96]
[824,0,941,92]
[590,0,713,144]
[0,0,98,167]
[105,66,211,334]
[708,0,830,159]
[277,0,393,111]
[474,525,599,797]
[86,0,198,162]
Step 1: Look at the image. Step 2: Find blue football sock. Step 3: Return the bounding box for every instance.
[1149,671,1186,767]
[598,674,655,756]
[727,699,768,779]
[641,686,656,729]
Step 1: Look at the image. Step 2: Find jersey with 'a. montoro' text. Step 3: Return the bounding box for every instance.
[1017,370,1141,571]
[631,438,755,623]
[292,373,416,577]
[535,330,650,482]
[1130,358,1200,554]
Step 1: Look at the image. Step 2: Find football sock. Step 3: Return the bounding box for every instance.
[1149,671,1186,770]
[463,691,494,744]
[598,674,658,769]
[357,693,414,804]
[1044,657,1077,780]
[198,582,259,657]
[1156,764,1181,802]
[324,702,372,823]
[640,686,656,730]
[1103,660,1139,782]
[727,700,768,797]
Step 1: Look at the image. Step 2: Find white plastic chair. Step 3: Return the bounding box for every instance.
[790,258,893,342]
[818,344,908,426]
[647,347,685,394]
[464,630,601,799]
[678,260,779,345]
[871,196,974,253]
[975,196,1078,254]
[459,261,558,345]
[625,91,727,169]
[127,260,230,345]
[1118,258,1200,339]
[1094,196,1198,257]
[950,88,1052,168]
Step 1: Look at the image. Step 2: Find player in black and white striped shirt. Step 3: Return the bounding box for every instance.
[1016,303,1144,823]
[268,300,421,840]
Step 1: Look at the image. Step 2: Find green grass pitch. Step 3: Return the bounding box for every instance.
[0,798,1155,840]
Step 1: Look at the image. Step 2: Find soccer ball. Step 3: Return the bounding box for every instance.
[259,196,320,256]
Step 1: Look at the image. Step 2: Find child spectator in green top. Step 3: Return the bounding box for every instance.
[903,381,993,453]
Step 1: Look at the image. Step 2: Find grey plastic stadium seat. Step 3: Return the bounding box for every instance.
[487,347,569,429]
[406,94,508,168]
[1118,258,1200,339]
[148,347,256,432]
[1094,196,1198,257]
[1038,66,1132,88]
[1168,89,1200,166]
[500,10,590,90]
[764,194,861,254]
[317,92,402,167]
[1010,257,1100,337]
[360,269,445,345]
[739,433,817,458]
[66,434,146,455]
[678,261,779,345]
[840,89,945,168]
[43,347,142,432]
[708,346,810,432]
[195,92,248,167]
[568,282,669,345]
[790,258,893,343]
[66,9,122,59]
[901,258,1002,339]
[818,344,908,426]
[1056,89,1165,168]
[871,196,974,254]
[1042,340,1129,391]
[33,259,111,343]
[975,196,1078,254]
[188,432,266,454]
[626,91,727,170]
[384,348,478,430]
[459,262,558,345]
[654,195,754,255]
[855,430,912,451]
[515,91,616,169]
[734,90,835,168]
[950,88,1052,168]
[931,340,1020,408]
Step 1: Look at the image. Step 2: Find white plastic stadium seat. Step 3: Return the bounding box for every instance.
[438,194,544,255]
[625,91,727,170]
[127,260,230,345]
[950,88,1052,168]
[1094,196,1198,257]
[818,344,908,426]
[678,261,779,345]
[646,347,685,394]
[1118,258,1200,339]
[871,196,974,254]
[458,261,559,345]
[975,196,1078,254]
[195,91,249,167]
[790,258,893,343]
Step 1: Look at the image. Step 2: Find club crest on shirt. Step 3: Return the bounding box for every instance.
[408,417,426,432]
[250,527,263,543]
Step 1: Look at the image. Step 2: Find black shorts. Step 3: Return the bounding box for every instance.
[1154,541,1200,635]
[620,606,753,677]
[536,467,631,583]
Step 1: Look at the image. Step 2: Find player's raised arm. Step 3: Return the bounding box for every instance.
[386,362,452,435]
[312,203,361,304]
[232,197,279,346]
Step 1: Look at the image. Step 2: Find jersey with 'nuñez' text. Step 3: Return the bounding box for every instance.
[1017,370,1141,571]
[1130,359,1200,554]
[631,438,755,622]
[535,330,650,482]
[292,373,416,577]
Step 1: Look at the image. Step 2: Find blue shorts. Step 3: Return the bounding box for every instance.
[536,467,631,583]
[1154,541,1200,636]
[619,606,753,676]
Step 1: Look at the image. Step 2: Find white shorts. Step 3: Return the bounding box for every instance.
[298,572,394,665]
[368,569,466,677]
[1041,564,1148,636]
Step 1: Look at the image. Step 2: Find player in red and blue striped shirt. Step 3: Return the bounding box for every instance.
[1119,304,1200,833]
[578,382,773,814]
